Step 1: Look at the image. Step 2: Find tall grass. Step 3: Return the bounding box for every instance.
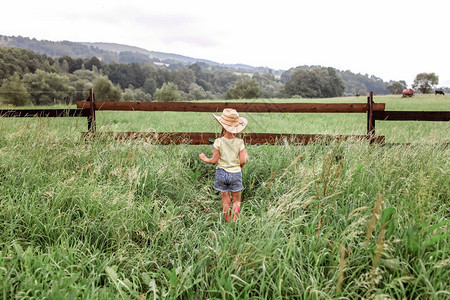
[0,95,449,298]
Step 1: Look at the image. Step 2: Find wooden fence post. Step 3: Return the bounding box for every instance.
[367,91,375,136]
[88,88,96,132]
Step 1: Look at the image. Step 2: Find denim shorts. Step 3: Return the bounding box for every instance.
[214,168,244,192]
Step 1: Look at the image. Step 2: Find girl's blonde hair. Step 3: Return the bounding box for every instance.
[220,127,242,138]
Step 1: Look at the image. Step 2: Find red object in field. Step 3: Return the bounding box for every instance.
[402,89,414,97]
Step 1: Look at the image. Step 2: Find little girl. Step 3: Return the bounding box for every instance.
[199,108,248,222]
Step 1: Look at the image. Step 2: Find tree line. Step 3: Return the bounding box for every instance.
[0,47,400,106]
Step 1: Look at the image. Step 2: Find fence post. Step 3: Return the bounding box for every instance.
[367,91,375,136]
[88,88,96,132]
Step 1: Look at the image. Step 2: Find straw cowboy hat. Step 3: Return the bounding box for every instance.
[213,108,248,134]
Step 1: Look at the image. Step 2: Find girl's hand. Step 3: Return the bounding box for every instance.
[199,153,207,162]
[199,148,219,164]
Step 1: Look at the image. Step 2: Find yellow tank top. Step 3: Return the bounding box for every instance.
[213,137,245,173]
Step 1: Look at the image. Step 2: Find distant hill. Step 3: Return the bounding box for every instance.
[0,35,116,61]
[81,42,217,64]
[80,42,280,74]
[0,35,278,74]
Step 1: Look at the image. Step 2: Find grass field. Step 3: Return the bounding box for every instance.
[93,94,450,143]
[0,95,449,299]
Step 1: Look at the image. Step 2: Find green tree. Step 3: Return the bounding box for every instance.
[154,82,181,102]
[155,68,171,89]
[85,56,103,71]
[213,70,239,94]
[319,68,345,98]
[22,70,74,105]
[72,69,99,82]
[0,47,55,83]
[143,77,157,96]
[92,76,122,102]
[187,83,208,100]
[387,81,406,94]
[61,59,70,73]
[357,87,368,97]
[69,70,100,102]
[283,67,344,98]
[103,62,147,89]
[252,72,283,98]
[123,86,152,102]
[283,69,320,98]
[171,68,195,93]
[412,73,439,94]
[0,72,31,106]
[225,76,262,99]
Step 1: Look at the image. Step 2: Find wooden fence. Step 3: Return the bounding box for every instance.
[2,89,449,145]
[75,90,387,144]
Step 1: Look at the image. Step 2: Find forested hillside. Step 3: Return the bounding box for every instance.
[0,35,395,106]
[0,35,276,73]
[0,47,279,105]
[0,35,117,62]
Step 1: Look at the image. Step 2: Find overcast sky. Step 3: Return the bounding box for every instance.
[2,0,449,86]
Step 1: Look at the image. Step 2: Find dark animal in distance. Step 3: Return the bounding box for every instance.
[402,89,414,97]
[435,90,445,95]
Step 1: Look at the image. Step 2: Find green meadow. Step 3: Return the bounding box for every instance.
[96,94,449,143]
[0,95,449,299]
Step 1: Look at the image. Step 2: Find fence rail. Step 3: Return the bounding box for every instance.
[82,131,385,145]
[373,111,450,121]
[76,101,386,113]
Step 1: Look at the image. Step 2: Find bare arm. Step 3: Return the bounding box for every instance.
[239,149,248,168]
[199,148,220,164]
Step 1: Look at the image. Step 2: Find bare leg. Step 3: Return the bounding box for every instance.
[231,191,241,221]
[221,192,231,222]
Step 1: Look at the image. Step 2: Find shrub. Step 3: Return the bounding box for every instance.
[154,82,181,102]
